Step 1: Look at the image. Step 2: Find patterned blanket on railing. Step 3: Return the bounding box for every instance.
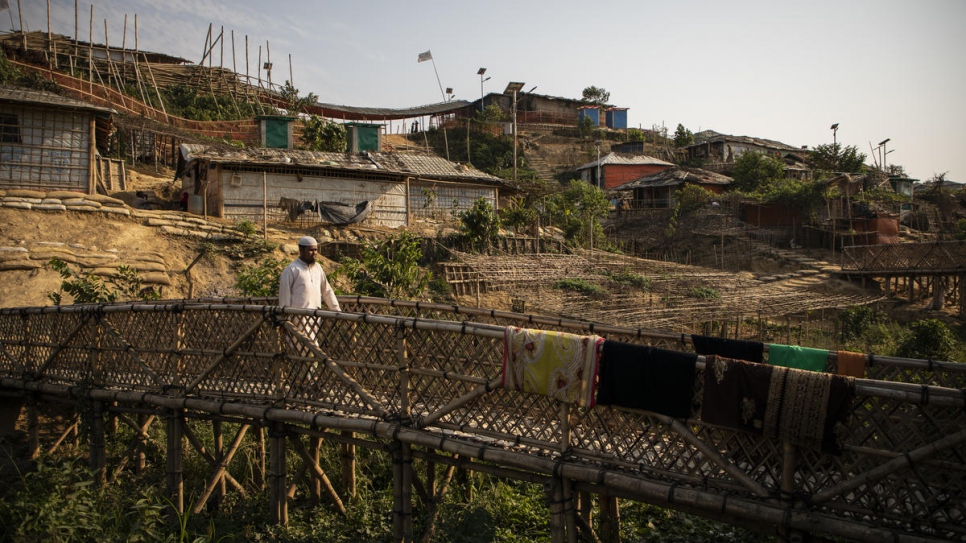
[702,356,855,455]
[502,327,603,408]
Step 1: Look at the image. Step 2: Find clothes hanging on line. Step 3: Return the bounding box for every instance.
[596,340,697,419]
[768,343,829,372]
[691,334,764,363]
[502,326,602,408]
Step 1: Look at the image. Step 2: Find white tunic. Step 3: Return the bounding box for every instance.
[278,258,341,311]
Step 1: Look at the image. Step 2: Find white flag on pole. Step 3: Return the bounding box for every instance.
[417,50,432,63]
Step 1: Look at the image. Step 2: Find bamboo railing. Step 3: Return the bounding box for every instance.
[841,241,966,274]
[0,301,963,543]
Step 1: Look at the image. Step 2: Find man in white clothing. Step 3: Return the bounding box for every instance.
[278,236,341,311]
[279,236,340,360]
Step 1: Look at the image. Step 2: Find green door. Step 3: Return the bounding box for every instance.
[265,119,289,148]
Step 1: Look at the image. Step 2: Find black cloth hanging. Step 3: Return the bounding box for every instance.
[597,340,697,419]
[691,334,764,363]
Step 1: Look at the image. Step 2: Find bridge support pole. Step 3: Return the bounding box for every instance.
[341,431,356,499]
[27,393,39,460]
[211,420,226,511]
[90,400,106,487]
[391,441,414,542]
[779,440,803,541]
[599,495,620,543]
[269,421,288,524]
[960,274,965,318]
[166,408,184,519]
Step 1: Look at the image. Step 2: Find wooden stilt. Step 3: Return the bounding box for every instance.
[289,436,345,513]
[600,495,620,543]
[269,422,287,524]
[392,440,414,543]
[256,425,266,490]
[309,435,322,503]
[341,430,356,499]
[549,477,567,543]
[90,401,106,487]
[166,408,184,520]
[212,420,226,511]
[27,393,38,460]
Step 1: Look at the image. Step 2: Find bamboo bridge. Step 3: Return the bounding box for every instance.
[839,241,966,315]
[0,297,964,543]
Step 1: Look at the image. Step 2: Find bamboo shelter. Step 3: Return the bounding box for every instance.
[0,299,963,543]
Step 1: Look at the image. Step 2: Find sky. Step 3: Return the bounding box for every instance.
[9,0,966,182]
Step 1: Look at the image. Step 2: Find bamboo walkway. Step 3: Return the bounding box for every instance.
[0,298,963,543]
[841,241,966,275]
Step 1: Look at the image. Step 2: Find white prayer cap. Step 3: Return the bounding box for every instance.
[297,236,319,247]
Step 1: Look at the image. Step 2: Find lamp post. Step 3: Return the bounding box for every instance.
[594,139,602,189]
[830,123,839,147]
[477,68,489,113]
[878,138,891,172]
[505,82,525,180]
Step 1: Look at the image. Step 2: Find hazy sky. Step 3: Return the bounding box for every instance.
[11,0,965,181]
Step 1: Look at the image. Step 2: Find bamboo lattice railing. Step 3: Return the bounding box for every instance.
[841,241,966,274]
[0,301,963,542]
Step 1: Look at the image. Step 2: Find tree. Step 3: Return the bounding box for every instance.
[335,232,430,300]
[547,180,610,248]
[457,198,501,253]
[279,80,319,112]
[896,319,957,360]
[475,103,506,123]
[581,86,610,105]
[731,151,786,192]
[673,124,694,148]
[809,143,866,173]
[300,115,347,152]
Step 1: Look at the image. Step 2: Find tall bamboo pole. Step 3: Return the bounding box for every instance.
[166,408,184,520]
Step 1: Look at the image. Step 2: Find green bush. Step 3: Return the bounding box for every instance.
[553,278,607,296]
[335,232,430,300]
[608,269,652,290]
[457,198,501,254]
[896,319,957,360]
[47,258,161,305]
[687,286,720,300]
[235,257,286,297]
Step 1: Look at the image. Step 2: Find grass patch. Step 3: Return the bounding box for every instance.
[553,278,608,296]
[687,286,720,300]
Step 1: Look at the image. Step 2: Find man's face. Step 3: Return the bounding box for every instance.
[298,244,318,264]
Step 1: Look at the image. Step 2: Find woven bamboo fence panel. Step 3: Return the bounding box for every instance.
[0,302,962,541]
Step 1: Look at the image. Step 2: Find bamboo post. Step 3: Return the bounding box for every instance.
[599,496,620,543]
[136,413,147,474]
[309,436,322,503]
[397,326,411,420]
[341,430,356,498]
[549,477,567,543]
[212,420,226,511]
[289,435,345,514]
[256,425,266,490]
[27,393,39,460]
[269,421,288,524]
[192,424,251,515]
[166,408,184,520]
[779,439,802,540]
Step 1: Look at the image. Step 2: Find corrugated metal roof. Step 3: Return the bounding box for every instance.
[0,86,116,114]
[180,144,509,186]
[576,152,674,171]
[687,130,799,152]
[613,167,732,191]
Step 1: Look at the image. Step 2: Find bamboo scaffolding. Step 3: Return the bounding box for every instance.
[191,423,250,514]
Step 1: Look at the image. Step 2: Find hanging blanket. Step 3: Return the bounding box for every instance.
[768,344,829,372]
[318,200,373,225]
[836,350,867,378]
[502,327,603,408]
[597,340,697,418]
[702,356,855,455]
[691,334,764,363]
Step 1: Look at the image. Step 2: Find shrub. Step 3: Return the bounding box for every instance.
[687,286,720,299]
[608,269,652,290]
[553,278,607,296]
[47,258,161,305]
[896,319,957,360]
[457,198,501,254]
[335,232,430,300]
[235,257,286,297]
